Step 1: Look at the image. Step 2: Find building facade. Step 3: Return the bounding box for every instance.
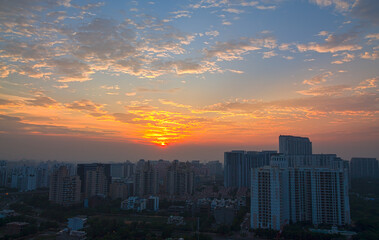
[279,135,312,155]
[49,166,81,206]
[350,157,379,179]
[224,150,277,188]
[251,155,350,230]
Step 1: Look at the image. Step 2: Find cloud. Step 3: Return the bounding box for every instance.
[255,5,276,10]
[303,72,332,85]
[205,30,220,37]
[136,87,181,93]
[65,99,106,117]
[113,113,139,123]
[331,52,355,64]
[360,51,379,60]
[310,0,353,12]
[101,85,120,90]
[262,51,277,58]
[170,10,192,19]
[26,96,58,107]
[0,113,114,137]
[204,36,276,61]
[125,92,137,96]
[351,0,379,25]
[365,33,379,40]
[297,84,352,96]
[223,8,244,14]
[51,58,93,82]
[297,31,362,53]
[355,77,378,90]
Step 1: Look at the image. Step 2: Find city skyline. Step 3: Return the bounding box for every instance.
[0,0,378,162]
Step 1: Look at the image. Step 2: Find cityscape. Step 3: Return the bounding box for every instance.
[1,0,379,239]
[0,135,378,239]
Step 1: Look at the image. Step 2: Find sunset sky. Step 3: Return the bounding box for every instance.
[0,0,378,162]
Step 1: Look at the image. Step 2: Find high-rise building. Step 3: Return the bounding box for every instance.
[224,150,277,188]
[350,157,379,179]
[77,163,111,198]
[251,166,290,230]
[279,135,312,155]
[85,166,108,198]
[251,154,350,230]
[134,161,158,197]
[167,161,194,196]
[49,166,81,206]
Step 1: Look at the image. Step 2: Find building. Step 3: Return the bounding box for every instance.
[224,150,277,188]
[109,182,129,200]
[77,163,111,198]
[288,167,350,225]
[167,161,194,196]
[121,196,147,212]
[147,196,159,211]
[350,157,379,179]
[68,216,87,231]
[206,160,223,177]
[279,135,312,155]
[49,166,81,206]
[251,166,290,230]
[85,166,108,198]
[251,154,350,230]
[6,222,29,235]
[134,161,158,197]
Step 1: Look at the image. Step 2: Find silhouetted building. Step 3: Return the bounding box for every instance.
[167,161,194,196]
[49,166,81,206]
[85,166,108,198]
[77,163,110,198]
[350,157,379,179]
[279,135,312,155]
[134,161,158,197]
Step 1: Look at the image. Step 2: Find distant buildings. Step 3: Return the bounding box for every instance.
[279,135,312,155]
[350,157,379,179]
[49,166,81,206]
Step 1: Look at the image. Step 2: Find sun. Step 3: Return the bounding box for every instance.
[159,142,167,147]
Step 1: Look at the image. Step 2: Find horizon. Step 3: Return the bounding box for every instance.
[0,0,378,162]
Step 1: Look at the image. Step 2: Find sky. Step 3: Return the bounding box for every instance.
[0,0,378,162]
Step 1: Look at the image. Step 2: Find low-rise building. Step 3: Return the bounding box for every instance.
[68,216,87,231]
